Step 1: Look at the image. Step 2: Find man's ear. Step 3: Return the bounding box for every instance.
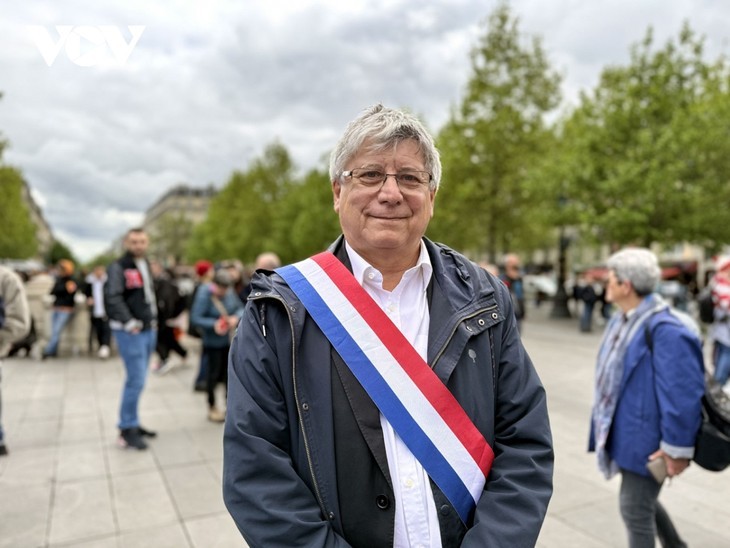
[332,180,342,213]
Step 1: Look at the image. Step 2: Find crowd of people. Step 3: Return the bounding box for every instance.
[0,232,282,452]
[1,103,729,547]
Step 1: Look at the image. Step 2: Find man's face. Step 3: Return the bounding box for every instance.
[332,139,436,262]
[125,231,149,258]
[505,259,520,278]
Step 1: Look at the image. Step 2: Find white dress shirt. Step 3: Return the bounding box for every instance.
[346,241,442,548]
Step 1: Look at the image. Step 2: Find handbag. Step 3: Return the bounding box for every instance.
[693,380,730,471]
[645,318,730,472]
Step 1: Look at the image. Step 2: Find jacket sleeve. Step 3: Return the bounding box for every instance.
[49,278,65,300]
[104,262,133,324]
[462,286,553,548]
[223,302,351,548]
[652,321,705,456]
[0,270,31,357]
[190,286,218,330]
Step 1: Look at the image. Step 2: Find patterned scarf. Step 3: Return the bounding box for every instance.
[592,293,667,478]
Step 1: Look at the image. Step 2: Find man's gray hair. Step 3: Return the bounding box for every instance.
[607,248,661,297]
[329,104,442,190]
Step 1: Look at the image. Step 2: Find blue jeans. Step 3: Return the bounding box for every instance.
[713,341,730,386]
[113,329,156,430]
[580,301,595,332]
[619,469,687,548]
[44,309,73,356]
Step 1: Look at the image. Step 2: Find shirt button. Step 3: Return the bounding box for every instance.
[440,504,451,516]
[375,494,390,510]
[403,478,414,489]
[367,271,375,280]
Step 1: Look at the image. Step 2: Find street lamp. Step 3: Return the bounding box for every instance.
[551,194,572,318]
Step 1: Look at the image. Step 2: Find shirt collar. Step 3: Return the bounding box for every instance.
[344,240,433,292]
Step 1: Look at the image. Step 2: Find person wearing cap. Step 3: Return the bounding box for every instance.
[190,268,244,422]
[42,259,78,359]
[709,256,730,390]
[190,259,214,392]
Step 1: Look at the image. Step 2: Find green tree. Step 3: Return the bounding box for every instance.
[271,166,341,264]
[149,212,194,264]
[0,166,38,258]
[429,1,561,261]
[187,142,295,263]
[554,24,730,248]
[47,239,77,266]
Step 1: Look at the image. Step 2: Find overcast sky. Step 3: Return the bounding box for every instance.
[2,0,728,262]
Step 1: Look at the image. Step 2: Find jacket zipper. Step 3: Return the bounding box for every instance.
[251,295,327,517]
[431,304,498,370]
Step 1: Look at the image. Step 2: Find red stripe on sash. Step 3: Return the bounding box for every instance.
[312,252,494,475]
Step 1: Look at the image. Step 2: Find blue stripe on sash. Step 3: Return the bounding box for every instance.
[278,263,475,523]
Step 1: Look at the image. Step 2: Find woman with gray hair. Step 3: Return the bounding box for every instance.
[589,247,704,548]
[606,248,662,297]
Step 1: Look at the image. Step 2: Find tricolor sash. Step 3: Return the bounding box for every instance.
[276,251,494,524]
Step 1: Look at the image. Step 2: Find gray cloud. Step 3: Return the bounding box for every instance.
[1,0,728,260]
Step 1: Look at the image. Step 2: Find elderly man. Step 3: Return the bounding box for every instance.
[223,104,553,547]
[589,248,704,548]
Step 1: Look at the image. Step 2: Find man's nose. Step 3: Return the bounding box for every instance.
[378,174,403,197]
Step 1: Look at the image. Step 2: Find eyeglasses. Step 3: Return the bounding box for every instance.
[341,168,432,192]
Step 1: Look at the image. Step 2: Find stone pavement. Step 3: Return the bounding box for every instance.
[1,307,729,548]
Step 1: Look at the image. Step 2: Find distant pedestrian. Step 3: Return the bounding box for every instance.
[150,261,187,375]
[190,268,243,423]
[500,253,526,332]
[190,259,214,392]
[0,265,32,456]
[84,265,111,359]
[104,228,158,450]
[709,256,730,392]
[253,252,281,271]
[577,272,599,333]
[589,248,704,548]
[42,259,78,359]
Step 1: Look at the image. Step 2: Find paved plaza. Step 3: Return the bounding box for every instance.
[1,306,728,547]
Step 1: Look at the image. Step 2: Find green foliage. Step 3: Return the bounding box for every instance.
[271,166,341,264]
[186,142,297,263]
[554,24,730,248]
[149,212,194,264]
[0,166,38,259]
[429,2,561,261]
[47,239,77,266]
[85,251,118,269]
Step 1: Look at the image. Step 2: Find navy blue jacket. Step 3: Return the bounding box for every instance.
[223,237,553,547]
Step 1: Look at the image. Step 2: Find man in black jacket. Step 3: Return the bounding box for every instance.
[104,228,158,450]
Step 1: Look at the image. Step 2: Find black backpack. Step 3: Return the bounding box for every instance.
[645,314,730,471]
[698,287,715,324]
